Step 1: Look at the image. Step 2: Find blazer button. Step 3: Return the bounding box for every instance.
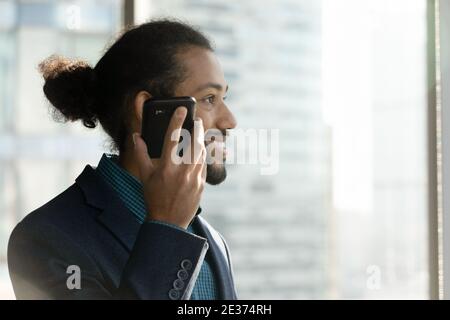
[177,269,189,280]
[173,279,185,290]
[181,259,192,271]
[169,289,180,300]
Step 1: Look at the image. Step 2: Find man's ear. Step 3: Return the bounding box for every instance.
[134,91,152,130]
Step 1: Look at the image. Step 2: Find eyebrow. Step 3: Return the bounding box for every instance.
[193,82,229,94]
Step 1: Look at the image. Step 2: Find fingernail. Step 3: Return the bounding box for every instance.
[177,107,187,117]
[132,133,137,147]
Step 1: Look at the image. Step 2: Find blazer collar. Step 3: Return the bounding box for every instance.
[192,217,237,300]
[75,165,141,252]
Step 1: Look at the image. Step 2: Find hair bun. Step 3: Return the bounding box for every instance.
[39,55,98,128]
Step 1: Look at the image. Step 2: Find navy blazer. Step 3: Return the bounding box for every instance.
[7,165,238,300]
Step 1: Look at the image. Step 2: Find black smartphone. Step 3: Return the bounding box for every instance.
[141,96,196,158]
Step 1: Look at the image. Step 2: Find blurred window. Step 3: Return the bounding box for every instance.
[0,0,434,300]
[135,0,430,299]
[0,0,123,299]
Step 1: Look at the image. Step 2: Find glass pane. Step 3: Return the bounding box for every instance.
[322,0,428,298]
[0,0,123,300]
[135,0,429,299]
[0,0,430,300]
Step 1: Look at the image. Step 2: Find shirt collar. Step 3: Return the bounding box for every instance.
[96,153,202,224]
[96,153,148,223]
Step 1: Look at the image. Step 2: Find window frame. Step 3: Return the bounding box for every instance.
[125,0,447,300]
[437,0,450,300]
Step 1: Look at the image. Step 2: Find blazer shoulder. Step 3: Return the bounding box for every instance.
[12,182,98,249]
[20,183,92,224]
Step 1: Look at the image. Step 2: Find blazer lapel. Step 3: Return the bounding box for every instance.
[76,165,236,299]
[75,165,141,252]
[193,216,236,300]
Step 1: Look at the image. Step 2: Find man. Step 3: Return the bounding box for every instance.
[8,19,238,300]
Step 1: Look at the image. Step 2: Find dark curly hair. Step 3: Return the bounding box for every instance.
[39,18,213,153]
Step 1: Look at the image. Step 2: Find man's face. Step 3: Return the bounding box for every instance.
[174,47,237,185]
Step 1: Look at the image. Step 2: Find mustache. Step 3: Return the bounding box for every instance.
[203,128,228,144]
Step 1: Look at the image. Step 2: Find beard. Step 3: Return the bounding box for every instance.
[204,129,228,185]
[206,163,227,185]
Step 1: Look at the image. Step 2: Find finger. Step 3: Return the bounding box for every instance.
[192,117,205,165]
[199,150,207,188]
[182,118,204,167]
[133,132,154,180]
[182,117,205,167]
[201,151,207,182]
[184,146,206,177]
[191,148,207,181]
[161,107,187,164]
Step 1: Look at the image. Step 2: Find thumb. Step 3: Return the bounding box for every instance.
[132,133,154,180]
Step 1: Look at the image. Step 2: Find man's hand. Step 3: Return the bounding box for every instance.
[133,107,207,229]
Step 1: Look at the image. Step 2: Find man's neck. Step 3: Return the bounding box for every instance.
[118,150,141,182]
[118,139,161,183]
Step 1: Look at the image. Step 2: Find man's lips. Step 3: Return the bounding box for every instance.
[204,141,227,159]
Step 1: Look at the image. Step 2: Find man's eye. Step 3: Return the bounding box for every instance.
[204,96,215,104]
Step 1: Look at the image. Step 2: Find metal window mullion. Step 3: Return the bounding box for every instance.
[427,0,440,300]
[438,0,450,300]
[123,0,135,28]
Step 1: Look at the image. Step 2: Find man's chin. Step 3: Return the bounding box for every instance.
[206,163,227,185]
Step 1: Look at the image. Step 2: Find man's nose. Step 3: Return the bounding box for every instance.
[217,104,237,130]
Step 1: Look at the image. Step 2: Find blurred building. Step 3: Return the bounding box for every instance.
[144,0,331,299]
[322,0,428,298]
[0,0,431,300]
[0,0,123,299]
